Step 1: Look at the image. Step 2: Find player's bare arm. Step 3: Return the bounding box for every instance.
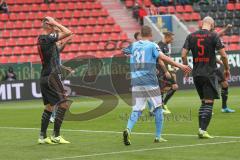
[217,24,232,37]
[57,35,73,53]
[158,59,171,79]
[219,48,230,80]
[159,52,191,74]
[45,17,73,40]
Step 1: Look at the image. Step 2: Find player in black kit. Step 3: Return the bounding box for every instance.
[181,16,230,139]
[157,32,177,114]
[37,17,73,144]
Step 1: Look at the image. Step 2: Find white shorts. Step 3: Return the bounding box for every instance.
[131,85,162,111]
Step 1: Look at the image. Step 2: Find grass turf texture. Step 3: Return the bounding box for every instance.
[0,87,239,160]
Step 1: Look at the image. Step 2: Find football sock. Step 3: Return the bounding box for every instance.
[40,110,52,138]
[126,111,142,132]
[199,103,213,131]
[163,89,176,105]
[221,87,228,109]
[54,107,67,137]
[154,107,164,139]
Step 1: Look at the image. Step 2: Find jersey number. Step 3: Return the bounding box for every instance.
[197,39,205,56]
[133,50,145,69]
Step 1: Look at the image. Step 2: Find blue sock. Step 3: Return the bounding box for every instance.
[126,111,142,132]
[154,107,164,139]
[147,100,154,112]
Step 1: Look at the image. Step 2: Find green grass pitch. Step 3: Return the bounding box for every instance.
[0,87,239,160]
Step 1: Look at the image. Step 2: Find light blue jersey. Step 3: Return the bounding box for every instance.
[130,40,161,86]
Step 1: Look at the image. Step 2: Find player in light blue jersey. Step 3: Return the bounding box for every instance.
[123,26,191,145]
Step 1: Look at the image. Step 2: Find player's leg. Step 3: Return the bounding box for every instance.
[221,80,235,113]
[148,86,167,142]
[38,78,55,144]
[123,86,146,145]
[47,73,72,144]
[39,104,55,144]
[51,101,71,144]
[198,77,218,139]
[163,73,178,114]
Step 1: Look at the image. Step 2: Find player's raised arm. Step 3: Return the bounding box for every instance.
[217,24,232,37]
[45,17,73,41]
[57,35,73,53]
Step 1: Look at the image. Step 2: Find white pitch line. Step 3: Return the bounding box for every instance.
[43,140,240,160]
[0,126,240,139]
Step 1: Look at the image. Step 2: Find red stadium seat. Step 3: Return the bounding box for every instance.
[0,21,4,29]
[23,46,32,54]
[229,44,239,50]
[1,30,11,38]
[192,13,201,21]
[176,5,184,13]
[168,6,175,14]
[92,34,101,42]
[93,2,102,9]
[17,38,26,46]
[40,4,48,11]
[159,6,167,14]
[3,47,12,55]
[22,5,29,12]
[23,21,32,28]
[236,3,240,10]
[94,25,103,33]
[227,3,235,11]
[73,10,81,18]
[0,14,8,21]
[14,21,23,29]
[104,25,112,33]
[18,12,27,21]
[31,4,39,12]
[58,3,66,11]
[106,17,115,25]
[19,55,29,63]
[182,13,192,21]
[185,5,193,12]
[0,56,8,63]
[64,10,72,19]
[49,3,57,11]
[113,25,121,32]
[5,21,15,29]
[33,20,41,28]
[0,39,6,47]
[10,13,18,21]
[68,3,75,10]
[11,30,19,37]
[13,46,22,55]
[229,35,239,43]
[125,0,134,8]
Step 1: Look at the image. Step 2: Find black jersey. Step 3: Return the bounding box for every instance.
[183,29,224,77]
[37,33,61,77]
[158,41,169,55]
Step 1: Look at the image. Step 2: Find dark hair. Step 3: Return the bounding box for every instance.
[141,26,152,37]
[134,32,140,40]
[163,31,174,37]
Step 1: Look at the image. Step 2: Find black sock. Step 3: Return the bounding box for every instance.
[54,107,67,137]
[198,104,204,129]
[221,87,228,109]
[163,89,176,105]
[40,110,52,138]
[199,103,213,131]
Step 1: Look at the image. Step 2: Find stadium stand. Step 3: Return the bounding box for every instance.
[0,0,129,63]
[122,0,240,51]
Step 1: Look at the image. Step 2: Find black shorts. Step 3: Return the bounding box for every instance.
[40,73,67,106]
[193,76,219,100]
[158,74,176,89]
[215,68,225,83]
